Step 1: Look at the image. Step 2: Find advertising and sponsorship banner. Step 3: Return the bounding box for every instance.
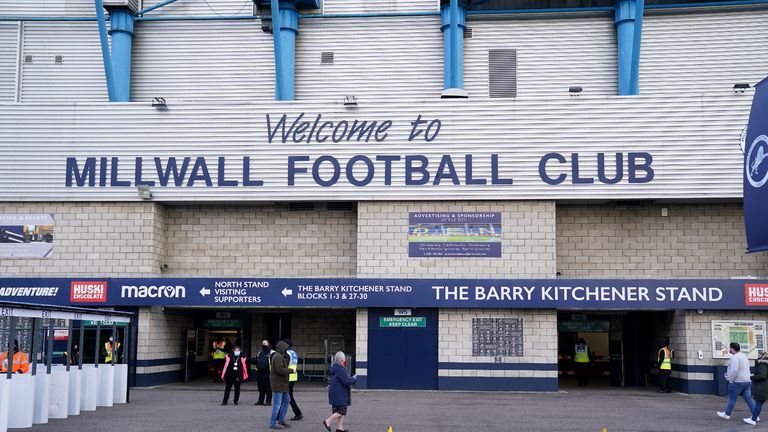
[0,214,54,258]
[1,278,768,310]
[744,77,768,253]
[408,212,502,258]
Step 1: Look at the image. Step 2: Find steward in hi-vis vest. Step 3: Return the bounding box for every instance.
[0,341,30,374]
[574,338,592,387]
[284,339,304,421]
[104,337,121,363]
[657,338,673,393]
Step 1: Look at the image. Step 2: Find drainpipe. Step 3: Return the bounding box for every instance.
[615,0,644,95]
[270,0,299,101]
[441,0,468,98]
[96,0,137,102]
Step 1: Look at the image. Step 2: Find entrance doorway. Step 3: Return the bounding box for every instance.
[557,311,673,389]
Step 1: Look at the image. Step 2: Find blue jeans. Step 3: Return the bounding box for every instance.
[270,392,291,427]
[752,399,765,421]
[725,382,756,415]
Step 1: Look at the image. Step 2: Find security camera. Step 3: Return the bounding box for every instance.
[160,264,169,271]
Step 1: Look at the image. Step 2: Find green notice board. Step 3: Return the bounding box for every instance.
[379,317,426,328]
[84,320,128,327]
[203,319,244,329]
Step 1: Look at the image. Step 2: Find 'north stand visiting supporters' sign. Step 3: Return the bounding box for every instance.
[1,278,767,310]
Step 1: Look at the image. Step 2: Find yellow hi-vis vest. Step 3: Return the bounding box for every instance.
[212,342,226,360]
[104,342,121,363]
[574,344,590,363]
[658,347,672,370]
[287,349,298,382]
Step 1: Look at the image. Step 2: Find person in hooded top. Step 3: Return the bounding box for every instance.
[322,351,357,432]
[269,340,292,430]
[744,351,768,426]
[221,345,248,406]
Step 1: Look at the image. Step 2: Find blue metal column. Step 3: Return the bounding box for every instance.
[107,8,135,102]
[615,0,644,95]
[270,0,299,101]
[440,0,467,97]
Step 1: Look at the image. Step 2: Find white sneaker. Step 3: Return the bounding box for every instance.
[744,418,757,426]
[758,417,761,422]
[717,411,731,420]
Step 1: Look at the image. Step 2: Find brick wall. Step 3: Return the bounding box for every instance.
[0,202,165,276]
[163,204,356,276]
[135,307,192,384]
[557,203,768,278]
[357,201,556,278]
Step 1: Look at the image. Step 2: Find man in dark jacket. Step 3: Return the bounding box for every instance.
[254,340,273,406]
[269,340,292,430]
[745,352,768,425]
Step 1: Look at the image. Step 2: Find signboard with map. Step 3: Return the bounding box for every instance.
[711,320,767,359]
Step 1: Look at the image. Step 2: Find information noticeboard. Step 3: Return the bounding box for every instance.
[711,320,767,359]
[472,318,524,357]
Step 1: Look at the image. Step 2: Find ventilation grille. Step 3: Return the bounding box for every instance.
[326,202,356,212]
[464,27,473,39]
[321,51,334,65]
[288,202,316,212]
[54,55,63,64]
[23,55,33,63]
[489,49,517,98]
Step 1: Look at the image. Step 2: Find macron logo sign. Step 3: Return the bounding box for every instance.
[70,281,107,303]
[121,285,186,299]
[746,284,768,306]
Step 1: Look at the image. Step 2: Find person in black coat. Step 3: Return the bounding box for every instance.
[745,352,768,425]
[323,351,356,432]
[221,346,248,406]
[254,340,273,406]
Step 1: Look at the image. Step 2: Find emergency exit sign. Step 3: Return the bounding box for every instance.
[379,317,426,328]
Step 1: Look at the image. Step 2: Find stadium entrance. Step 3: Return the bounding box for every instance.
[177,308,357,383]
[557,311,673,390]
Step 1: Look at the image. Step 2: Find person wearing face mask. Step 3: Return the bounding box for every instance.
[254,340,273,406]
[718,342,757,420]
[221,345,248,406]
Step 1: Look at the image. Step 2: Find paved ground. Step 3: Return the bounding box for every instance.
[23,383,768,432]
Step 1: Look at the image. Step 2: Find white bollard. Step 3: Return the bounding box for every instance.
[32,372,50,424]
[0,377,10,432]
[80,365,99,412]
[7,373,35,428]
[67,369,82,416]
[97,366,115,407]
[48,366,69,419]
[113,364,128,404]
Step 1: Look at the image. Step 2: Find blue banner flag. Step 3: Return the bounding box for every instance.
[745,77,768,253]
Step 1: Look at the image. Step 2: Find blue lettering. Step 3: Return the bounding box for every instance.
[99,157,108,186]
[243,157,263,187]
[376,155,400,185]
[316,122,333,143]
[313,155,341,187]
[187,157,213,187]
[434,155,460,185]
[155,157,190,187]
[491,154,513,185]
[465,155,487,185]
[597,153,623,184]
[348,120,377,143]
[408,115,428,141]
[217,157,238,187]
[346,155,375,187]
[571,153,594,184]
[405,155,430,185]
[110,157,130,187]
[332,121,349,143]
[266,112,304,144]
[375,120,392,142]
[65,157,96,187]
[628,152,654,183]
[539,153,567,185]
[287,156,309,186]
[135,158,155,186]
[424,119,442,142]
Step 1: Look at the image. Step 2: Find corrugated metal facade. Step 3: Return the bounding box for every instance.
[0,22,18,102]
[464,15,617,98]
[0,95,750,202]
[641,9,768,95]
[143,0,255,17]
[20,22,108,102]
[321,0,437,14]
[131,20,274,103]
[295,17,444,101]
[0,0,91,17]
